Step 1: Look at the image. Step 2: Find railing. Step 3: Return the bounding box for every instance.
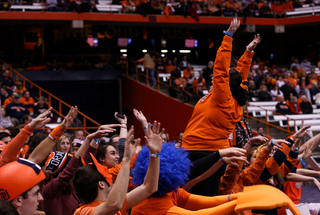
[245,102,295,136]
[0,60,101,134]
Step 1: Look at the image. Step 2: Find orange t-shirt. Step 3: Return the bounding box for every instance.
[131,188,190,215]
[14,87,27,94]
[20,97,35,114]
[284,164,301,204]
[3,97,13,108]
[74,198,128,215]
[183,69,194,79]
[182,36,253,151]
[165,65,175,73]
[271,4,284,13]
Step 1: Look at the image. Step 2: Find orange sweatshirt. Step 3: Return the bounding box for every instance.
[182,36,254,151]
[0,124,33,168]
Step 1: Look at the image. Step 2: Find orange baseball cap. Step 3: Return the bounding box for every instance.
[0,158,45,201]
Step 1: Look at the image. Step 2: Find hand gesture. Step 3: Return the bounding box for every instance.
[219,147,246,158]
[133,109,147,123]
[123,126,140,159]
[223,156,249,167]
[114,112,127,125]
[226,18,240,35]
[267,139,285,150]
[60,106,78,130]
[248,136,269,145]
[247,34,261,52]
[28,107,52,130]
[87,130,112,141]
[299,141,314,160]
[294,123,311,139]
[144,122,163,154]
[99,124,126,131]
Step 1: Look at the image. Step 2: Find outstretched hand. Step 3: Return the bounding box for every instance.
[247,34,261,52]
[28,107,52,130]
[227,18,240,35]
[133,109,147,123]
[87,130,112,141]
[294,124,311,139]
[144,121,163,154]
[219,147,247,158]
[248,136,269,145]
[114,112,127,125]
[299,141,314,160]
[60,106,78,130]
[223,156,249,167]
[123,126,140,160]
[99,124,126,131]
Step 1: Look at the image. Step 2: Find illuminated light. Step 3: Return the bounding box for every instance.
[120,49,127,53]
[179,50,191,53]
[172,50,176,53]
[142,49,147,53]
[161,50,168,53]
[122,54,127,57]
[161,54,165,57]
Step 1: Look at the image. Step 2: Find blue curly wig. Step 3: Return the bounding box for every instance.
[132,142,192,197]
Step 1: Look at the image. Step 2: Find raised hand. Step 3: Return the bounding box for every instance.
[248,136,269,145]
[222,156,249,167]
[299,141,314,160]
[247,34,261,52]
[123,126,140,159]
[99,124,126,131]
[60,106,78,130]
[133,109,147,123]
[293,124,311,139]
[114,112,127,125]
[28,107,52,130]
[266,139,284,151]
[144,122,163,154]
[219,147,247,158]
[226,18,240,35]
[87,130,112,141]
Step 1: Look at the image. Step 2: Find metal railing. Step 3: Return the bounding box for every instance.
[0,59,101,134]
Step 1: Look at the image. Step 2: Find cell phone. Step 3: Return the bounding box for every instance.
[116,113,124,119]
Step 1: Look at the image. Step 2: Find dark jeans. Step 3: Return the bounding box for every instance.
[187,150,227,196]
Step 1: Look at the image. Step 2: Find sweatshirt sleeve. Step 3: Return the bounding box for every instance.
[236,51,254,82]
[0,124,33,168]
[211,36,233,105]
[118,138,126,163]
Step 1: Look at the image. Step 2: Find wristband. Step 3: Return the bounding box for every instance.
[49,125,65,142]
[270,139,274,147]
[94,139,100,143]
[150,152,160,158]
[220,157,226,164]
[292,145,300,151]
[223,30,233,37]
[143,124,153,130]
[298,156,306,165]
[228,195,231,202]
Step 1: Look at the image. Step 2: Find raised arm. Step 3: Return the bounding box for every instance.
[0,108,52,167]
[114,112,128,161]
[126,121,162,209]
[133,108,149,138]
[28,106,78,164]
[94,126,139,215]
[286,173,320,192]
[211,18,240,103]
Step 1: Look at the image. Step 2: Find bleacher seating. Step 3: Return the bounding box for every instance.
[286,5,320,17]
[96,0,122,12]
[10,3,45,12]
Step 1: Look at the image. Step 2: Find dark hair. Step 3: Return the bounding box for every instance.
[25,132,48,159]
[5,127,19,138]
[109,134,119,143]
[1,86,7,92]
[96,141,118,164]
[229,69,248,106]
[0,132,11,141]
[0,199,19,215]
[22,114,31,124]
[73,165,107,203]
[247,146,258,162]
[257,127,263,131]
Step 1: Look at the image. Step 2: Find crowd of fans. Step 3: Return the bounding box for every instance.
[1,0,317,19]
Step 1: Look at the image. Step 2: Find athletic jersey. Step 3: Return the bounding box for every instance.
[182,36,254,151]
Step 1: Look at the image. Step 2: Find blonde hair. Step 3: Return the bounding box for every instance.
[53,134,72,153]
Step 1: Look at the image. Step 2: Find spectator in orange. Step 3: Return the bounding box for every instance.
[165,59,175,73]
[192,75,206,95]
[288,96,302,114]
[307,67,318,83]
[20,90,35,114]
[283,0,294,11]
[3,92,19,108]
[14,81,26,94]
[271,0,285,18]
[122,0,135,13]
[183,64,194,79]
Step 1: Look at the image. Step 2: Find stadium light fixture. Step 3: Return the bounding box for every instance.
[161,50,168,53]
[179,50,191,53]
[142,49,147,53]
[120,49,127,53]
[123,54,127,57]
[161,54,165,57]
[172,50,176,53]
